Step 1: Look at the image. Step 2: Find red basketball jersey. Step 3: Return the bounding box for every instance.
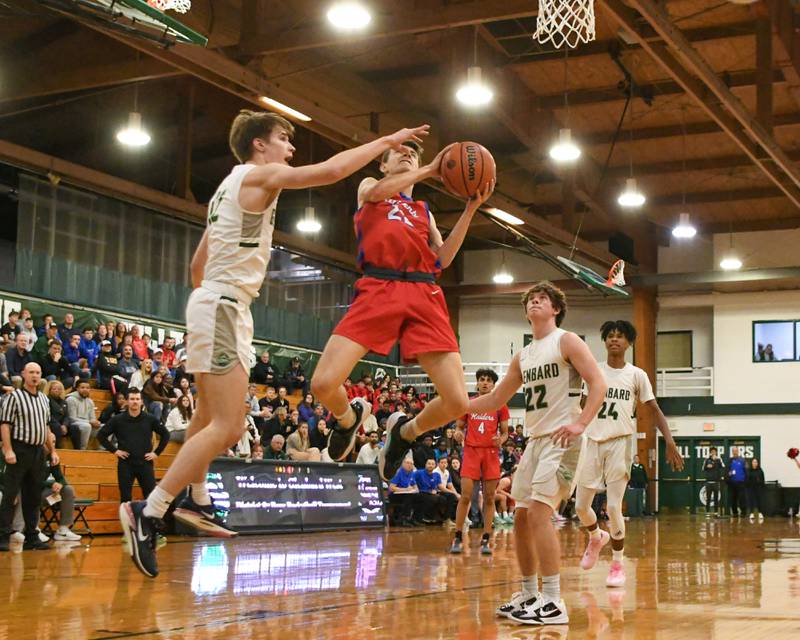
[355,194,441,274]
[462,404,510,448]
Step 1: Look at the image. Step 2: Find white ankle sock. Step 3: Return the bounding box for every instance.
[589,527,602,540]
[143,486,174,519]
[398,418,418,442]
[541,574,560,601]
[190,482,211,506]
[522,574,538,595]
[612,548,624,563]
[334,405,357,429]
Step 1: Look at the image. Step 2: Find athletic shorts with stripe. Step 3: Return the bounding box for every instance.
[333,277,459,362]
[577,434,636,490]
[511,434,583,510]
[185,283,253,375]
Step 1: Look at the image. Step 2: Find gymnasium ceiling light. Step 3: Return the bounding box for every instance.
[456,65,493,107]
[486,207,524,225]
[617,177,646,208]
[259,96,312,122]
[297,206,322,233]
[492,251,514,284]
[672,212,697,239]
[326,2,371,30]
[116,111,150,147]
[549,128,581,163]
[719,228,742,270]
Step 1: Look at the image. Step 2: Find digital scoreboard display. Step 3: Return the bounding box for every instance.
[206,458,385,534]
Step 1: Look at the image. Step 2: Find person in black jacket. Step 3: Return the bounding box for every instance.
[45,380,78,449]
[39,341,75,390]
[745,458,766,523]
[702,447,725,517]
[285,357,308,394]
[6,333,32,386]
[96,388,170,503]
[250,350,280,387]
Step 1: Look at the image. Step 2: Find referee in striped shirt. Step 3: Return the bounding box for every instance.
[0,362,53,551]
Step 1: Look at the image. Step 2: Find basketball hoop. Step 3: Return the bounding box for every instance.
[147,0,191,13]
[606,260,626,288]
[533,0,596,50]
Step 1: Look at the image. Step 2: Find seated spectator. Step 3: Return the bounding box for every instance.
[160,336,177,372]
[413,434,436,470]
[263,434,288,460]
[449,457,462,495]
[96,340,126,392]
[414,458,447,524]
[94,323,109,346]
[174,332,188,364]
[246,383,267,433]
[65,379,101,449]
[113,322,127,351]
[7,332,33,386]
[356,430,381,464]
[129,358,153,392]
[40,340,76,390]
[236,413,259,457]
[46,380,75,449]
[307,403,328,432]
[286,409,300,435]
[172,353,193,388]
[79,327,99,369]
[297,393,316,424]
[58,312,80,345]
[20,316,36,352]
[375,398,393,425]
[512,424,526,447]
[117,345,138,381]
[32,323,60,363]
[344,377,355,400]
[251,442,264,460]
[434,437,451,462]
[285,357,308,394]
[129,326,148,361]
[260,405,289,442]
[286,422,322,461]
[62,334,90,382]
[251,350,280,387]
[433,457,460,523]
[275,386,291,412]
[494,473,515,523]
[173,376,195,410]
[442,426,461,458]
[36,313,54,338]
[309,417,330,452]
[100,392,127,426]
[142,369,174,422]
[165,394,192,443]
[388,457,418,526]
[259,386,280,413]
[11,458,81,542]
[0,310,21,341]
[153,347,167,371]
[141,333,155,360]
[501,441,517,474]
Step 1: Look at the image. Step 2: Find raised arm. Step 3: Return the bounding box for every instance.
[428,181,495,269]
[469,353,523,414]
[253,125,429,192]
[552,332,608,447]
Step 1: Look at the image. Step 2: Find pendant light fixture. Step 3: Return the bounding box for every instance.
[719,224,742,270]
[116,80,150,147]
[617,80,645,208]
[672,108,696,239]
[549,47,581,163]
[456,28,493,107]
[298,138,322,233]
[492,251,514,284]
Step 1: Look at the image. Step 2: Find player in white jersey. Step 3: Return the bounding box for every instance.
[576,320,684,587]
[469,282,607,626]
[119,109,430,578]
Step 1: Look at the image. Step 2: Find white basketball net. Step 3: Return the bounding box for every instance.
[533,0,596,50]
[147,0,192,14]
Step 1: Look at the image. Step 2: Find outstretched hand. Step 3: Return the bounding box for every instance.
[425,143,457,180]
[466,179,496,212]
[386,124,430,151]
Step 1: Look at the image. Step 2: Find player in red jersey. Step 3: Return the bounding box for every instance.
[311,141,494,474]
[450,368,509,555]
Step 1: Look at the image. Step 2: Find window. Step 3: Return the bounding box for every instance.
[752,320,796,362]
[657,331,692,369]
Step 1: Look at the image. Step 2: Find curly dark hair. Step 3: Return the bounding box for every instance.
[600,320,637,342]
[475,368,499,383]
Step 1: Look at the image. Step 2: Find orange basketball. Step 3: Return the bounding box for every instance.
[440,141,496,199]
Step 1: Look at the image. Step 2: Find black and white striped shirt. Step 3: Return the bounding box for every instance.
[0,388,50,446]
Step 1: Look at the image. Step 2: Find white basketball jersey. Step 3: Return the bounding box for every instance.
[203,164,279,300]
[586,362,655,442]
[518,328,582,438]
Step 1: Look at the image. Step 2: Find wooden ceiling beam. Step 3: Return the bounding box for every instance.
[239,0,538,55]
[771,0,800,110]
[600,0,800,210]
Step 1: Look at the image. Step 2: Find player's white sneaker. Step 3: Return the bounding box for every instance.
[496,591,538,618]
[509,595,569,625]
[580,529,610,570]
[758,512,764,523]
[606,560,626,587]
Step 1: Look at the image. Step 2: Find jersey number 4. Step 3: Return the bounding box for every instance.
[524,384,548,411]
[598,401,619,420]
[387,204,414,227]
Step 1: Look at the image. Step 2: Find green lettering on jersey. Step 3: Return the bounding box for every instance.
[208,188,226,224]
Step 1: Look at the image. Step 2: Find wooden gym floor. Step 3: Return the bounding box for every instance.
[2,515,800,639]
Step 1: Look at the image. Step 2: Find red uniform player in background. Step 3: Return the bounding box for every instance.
[451,368,509,555]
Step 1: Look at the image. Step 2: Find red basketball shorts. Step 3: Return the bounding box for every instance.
[333,277,459,362]
[461,445,501,482]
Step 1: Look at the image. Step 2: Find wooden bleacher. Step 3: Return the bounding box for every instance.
[57,385,303,535]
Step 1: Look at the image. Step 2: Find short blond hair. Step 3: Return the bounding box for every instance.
[229,110,295,163]
[521,281,567,327]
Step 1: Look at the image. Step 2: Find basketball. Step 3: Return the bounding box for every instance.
[788,448,799,459]
[440,141,496,199]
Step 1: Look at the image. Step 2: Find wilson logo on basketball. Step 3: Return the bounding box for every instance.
[466,145,477,181]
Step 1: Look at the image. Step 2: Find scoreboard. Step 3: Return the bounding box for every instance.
[206,457,385,533]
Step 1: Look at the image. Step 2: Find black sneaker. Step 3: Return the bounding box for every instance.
[119,501,161,578]
[23,537,50,551]
[480,535,492,555]
[327,398,371,461]
[174,490,237,538]
[378,412,414,482]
